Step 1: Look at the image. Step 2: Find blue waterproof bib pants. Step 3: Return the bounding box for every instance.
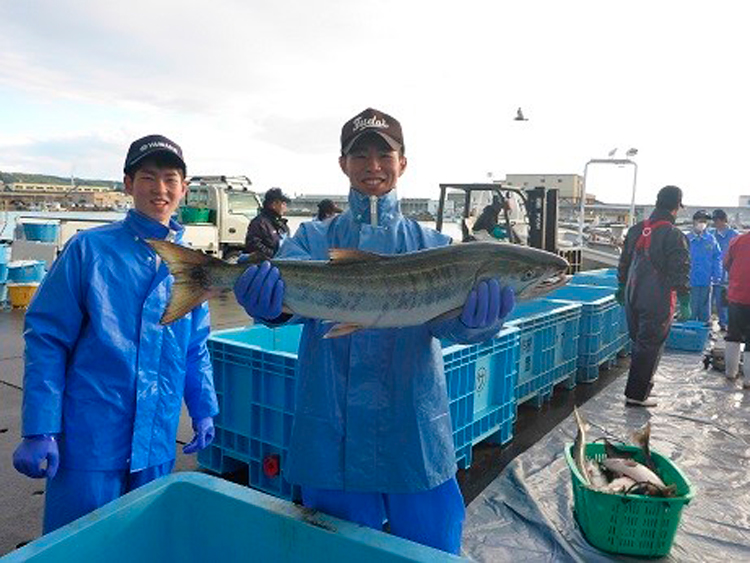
[43,460,175,533]
[301,477,465,555]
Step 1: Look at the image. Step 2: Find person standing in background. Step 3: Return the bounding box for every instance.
[616,186,691,407]
[316,198,343,221]
[723,229,750,388]
[244,187,291,259]
[710,209,738,331]
[686,210,721,324]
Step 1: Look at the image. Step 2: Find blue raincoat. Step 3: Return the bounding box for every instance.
[22,210,218,472]
[275,189,505,493]
[710,226,739,283]
[686,230,721,287]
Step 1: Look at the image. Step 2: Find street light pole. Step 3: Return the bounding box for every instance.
[578,158,638,246]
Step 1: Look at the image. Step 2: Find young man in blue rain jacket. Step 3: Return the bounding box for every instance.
[233,109,515,555]
[686,209,722,323]
[710,209,739,331]
[12,135,219,533]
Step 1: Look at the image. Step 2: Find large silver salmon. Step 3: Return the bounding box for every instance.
[148,240,569,332]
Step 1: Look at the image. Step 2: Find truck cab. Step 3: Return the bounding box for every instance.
[181,175,261,260]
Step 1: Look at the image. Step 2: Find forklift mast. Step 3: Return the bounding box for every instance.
[436,183,558,252]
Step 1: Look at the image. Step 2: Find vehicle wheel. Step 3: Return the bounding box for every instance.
[223,249,243,263]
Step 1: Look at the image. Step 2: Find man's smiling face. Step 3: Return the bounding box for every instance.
[124,162,187,225]
[339,134,407,197]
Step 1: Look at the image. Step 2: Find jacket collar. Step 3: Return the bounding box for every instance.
[125,209,184,242]
[347,188,401,227]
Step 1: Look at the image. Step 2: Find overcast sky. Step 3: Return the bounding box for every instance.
[1,1,747,206]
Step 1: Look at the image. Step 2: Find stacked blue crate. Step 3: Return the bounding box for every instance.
[505,300,582,408]
[545,285,623,382]
[570,270,631,356]
[445,326,519,469]
[199,323,520,500]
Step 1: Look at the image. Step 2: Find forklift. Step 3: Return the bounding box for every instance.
[435,183,581,273]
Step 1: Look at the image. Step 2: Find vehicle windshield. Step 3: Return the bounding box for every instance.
[227,191,261,217]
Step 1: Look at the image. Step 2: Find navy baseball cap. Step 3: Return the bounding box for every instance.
[124,134,186,175]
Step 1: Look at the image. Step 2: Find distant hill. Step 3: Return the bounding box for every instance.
[0,171,123,190]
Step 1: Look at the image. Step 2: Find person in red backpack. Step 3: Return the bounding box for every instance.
[616,186,691,407]
[723,231,750,388]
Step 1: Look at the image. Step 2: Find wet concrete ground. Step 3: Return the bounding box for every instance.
[0,296,626,556]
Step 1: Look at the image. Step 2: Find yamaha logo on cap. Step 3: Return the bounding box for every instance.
[124,134,186,174]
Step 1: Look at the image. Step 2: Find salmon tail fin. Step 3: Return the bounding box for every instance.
[146,239,224,324]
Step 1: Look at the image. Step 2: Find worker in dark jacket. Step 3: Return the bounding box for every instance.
[616,185,691,407]
[244,188,291,259]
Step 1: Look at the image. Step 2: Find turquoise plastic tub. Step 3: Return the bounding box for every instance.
[22,222,59,242]
[7,260,46,283]
[666,321,710,352]
[1,473,464,562]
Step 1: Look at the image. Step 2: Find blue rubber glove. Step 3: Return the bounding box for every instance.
[233,261,285,320]
[460,279,515,329]
[13,435,59,479]
[183,417,215,454]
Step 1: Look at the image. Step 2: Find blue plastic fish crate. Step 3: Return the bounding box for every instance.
[199,323,520,499]
[0,263,7,284]
[198,324,301,501]
[22,221,59,242]
[3,473,462,563]
[666,321,710,352]
[0,244,9,264]
[444,326,519,469]
[7,260,46,283]
[505,300,582,407]
[545,285,624,383]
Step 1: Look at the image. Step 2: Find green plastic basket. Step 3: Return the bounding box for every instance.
[180,206,212,224]
[565,442,694,557]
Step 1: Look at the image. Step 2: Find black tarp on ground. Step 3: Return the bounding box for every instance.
[462,351,750,562]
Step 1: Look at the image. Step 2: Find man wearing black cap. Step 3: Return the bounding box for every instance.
[710,209,739,330]
[316,198,343,221]
[244,187,291,259]
[687,210,721,323]
[233,108,515,554]
[617,185,691,407]
[12,134,218,533]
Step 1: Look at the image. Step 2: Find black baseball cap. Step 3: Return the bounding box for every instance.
[712,209,728,221]
[124,134,186,175]
[693,209,711,221]
[263,187,291,205]
[655,185,683,210]
[341,108,404,155]
[318,199,343,215]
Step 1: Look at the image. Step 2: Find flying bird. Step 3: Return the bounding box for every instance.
[626,148,638,157]
[514,107,528,121]
[608,148,618,158]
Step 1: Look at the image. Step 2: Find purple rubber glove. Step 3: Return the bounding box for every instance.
[13,435,59,479]
[233,261,285,320]
[460,279,515,329]
[183,417,215,454]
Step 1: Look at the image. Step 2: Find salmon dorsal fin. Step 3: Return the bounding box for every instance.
[328,248,385,264]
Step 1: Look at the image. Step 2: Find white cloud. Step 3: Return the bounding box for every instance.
[0,1,749,205]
